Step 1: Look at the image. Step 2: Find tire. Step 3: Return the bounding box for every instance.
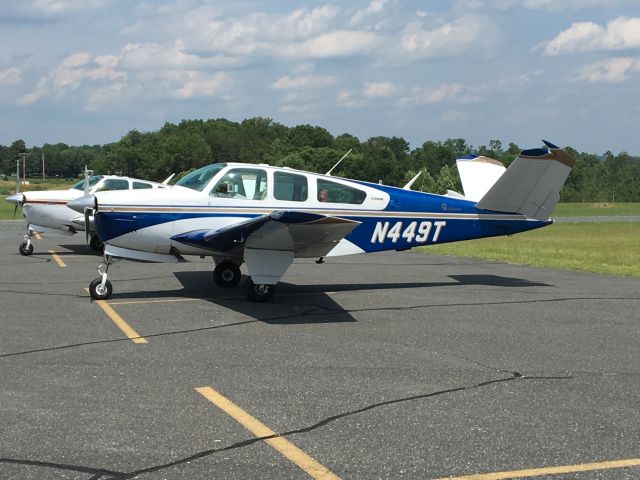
[244,276,276,302]
[213,261,242,288]
[19,242,34,256]
[89,235,103,252]
[89,278,113,300]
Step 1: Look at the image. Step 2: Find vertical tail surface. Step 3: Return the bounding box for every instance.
[475,141,575,220]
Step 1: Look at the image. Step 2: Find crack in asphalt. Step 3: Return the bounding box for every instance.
[2,371,571,479]
[99,371,572,479]
[2,295,638,359]
[0,457,125,478]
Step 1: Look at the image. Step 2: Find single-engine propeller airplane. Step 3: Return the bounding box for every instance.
[68,140,575,302]
[6,169,173,255]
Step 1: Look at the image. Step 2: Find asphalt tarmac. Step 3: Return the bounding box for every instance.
[1,220,639,480]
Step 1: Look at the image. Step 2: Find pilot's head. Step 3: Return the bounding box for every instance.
[318,189,329,202]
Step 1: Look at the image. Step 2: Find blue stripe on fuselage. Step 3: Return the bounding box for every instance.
[95,207,550,251]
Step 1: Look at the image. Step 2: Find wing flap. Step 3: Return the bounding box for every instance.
[171,211,360,258]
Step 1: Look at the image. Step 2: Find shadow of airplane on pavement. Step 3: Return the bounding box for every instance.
[102,270,552,326]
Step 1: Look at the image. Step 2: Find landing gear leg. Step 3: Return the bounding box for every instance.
[89,254,113,300]
[19,228,34,256]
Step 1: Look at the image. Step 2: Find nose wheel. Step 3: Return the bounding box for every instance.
[89,255,113,300]
[89,278,113,300]
[244,277,276,302]
[213,261,242,288]
[19,241,34,256]
[19,230,34,256]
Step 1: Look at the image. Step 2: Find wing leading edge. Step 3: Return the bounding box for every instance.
[171,210,360,258]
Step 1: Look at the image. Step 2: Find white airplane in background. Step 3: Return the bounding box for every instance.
[6,170,174,255]
[67,141,574,303]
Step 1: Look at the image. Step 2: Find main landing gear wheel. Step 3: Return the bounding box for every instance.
[244,277,276,302]
[19,242,34,256]
[89,235,103,252]
[89,278,113,300]
[213,261,242,288]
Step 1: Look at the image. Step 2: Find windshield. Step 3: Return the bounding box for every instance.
[71,175,103,191]
[175,164,225,192]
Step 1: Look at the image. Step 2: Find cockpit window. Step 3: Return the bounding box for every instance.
[71,175,103,191]
[95,178,130,192]
[175,164,226,192]
[274,171,308,202]
[317,179,366,204]
[211,168,268,200]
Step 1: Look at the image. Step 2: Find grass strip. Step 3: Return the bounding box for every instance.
[415,222,640,278]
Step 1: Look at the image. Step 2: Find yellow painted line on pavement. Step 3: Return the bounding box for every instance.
[84,288,147,344]
[436,458,640,479]
[109,298,201,306]
[48,250,66,267]
[195,387,339,480]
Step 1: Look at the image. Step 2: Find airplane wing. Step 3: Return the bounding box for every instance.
[171,211,360,258]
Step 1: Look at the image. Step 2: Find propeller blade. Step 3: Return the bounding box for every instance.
[13,204,18,220]
[84,208,91,244]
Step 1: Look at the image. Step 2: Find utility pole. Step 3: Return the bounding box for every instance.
[42,152,45,180]
[15,157,20,194]
[19,152,27,188]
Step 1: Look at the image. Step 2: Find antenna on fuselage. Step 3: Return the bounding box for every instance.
[403,170,424,190]
[325,149,352,176]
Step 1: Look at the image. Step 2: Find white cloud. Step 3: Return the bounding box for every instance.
[455,0,633,12]
[271,75,337,90]
[119,41,238,71]
[278,30,380,59]
[173,71,231,98]
[350,0,389,25]
[363,81,397,97]
[543,16,640,55]
[400,15,498,57]
[577,56,640,82]
[400,83,483,105]
[17,0,111,17]
[336,89,364,108]
[0,67,22,86]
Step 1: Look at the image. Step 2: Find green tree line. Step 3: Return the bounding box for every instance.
[1,117,639,201]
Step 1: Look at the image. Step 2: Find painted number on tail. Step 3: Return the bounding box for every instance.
[371,221,446,244]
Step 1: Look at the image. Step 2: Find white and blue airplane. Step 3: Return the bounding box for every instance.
[68,141,574,302]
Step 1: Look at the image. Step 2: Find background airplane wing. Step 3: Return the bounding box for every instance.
[171,211,360,258]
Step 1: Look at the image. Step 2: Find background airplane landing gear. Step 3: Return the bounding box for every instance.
[19,230,34,256]
[89,235,103,252]
[89,278,112,300]
[213,261,242,288]
[244,277,276,302]
[19,241,34,256]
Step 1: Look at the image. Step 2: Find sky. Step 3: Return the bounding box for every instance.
[1,0,640,154]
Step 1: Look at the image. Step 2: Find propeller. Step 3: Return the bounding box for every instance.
[84,207,91,245]
[67,194,96,244]
[6,193,25,219]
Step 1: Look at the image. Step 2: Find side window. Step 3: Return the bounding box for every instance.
[133,182,153,189]
[211,168,268,200]
[317,179,366,204]
[95,179,130,192]
[274,172,308,202]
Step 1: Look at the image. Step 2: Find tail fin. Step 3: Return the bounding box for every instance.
[456,155,506,202]
[475,141,575,220]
